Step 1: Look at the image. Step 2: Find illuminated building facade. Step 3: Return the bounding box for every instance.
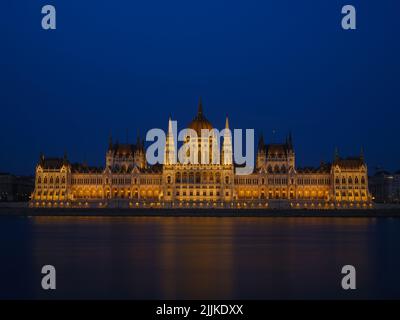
[30,101,372,209]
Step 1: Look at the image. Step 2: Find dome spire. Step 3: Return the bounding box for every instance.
[188,97,213,135]
[197,97,203,117]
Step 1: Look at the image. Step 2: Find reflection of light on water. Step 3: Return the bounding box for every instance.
[159,218,234,299]
[31,215,376,227]
[29,215,380,299]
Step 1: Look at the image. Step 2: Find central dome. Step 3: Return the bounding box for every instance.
[188,98,213,136]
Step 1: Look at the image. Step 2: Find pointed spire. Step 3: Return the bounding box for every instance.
[168,116,173,135]
[258,133,265,150]
[63,151,68,164]
[288,131,293,148]
[197,97,203,117]
[360,146,364,161]
[222,115,233,166]
[165,117,176,165]
[136,129,140,146]
[334,147,339,161]
[108,133,113,150]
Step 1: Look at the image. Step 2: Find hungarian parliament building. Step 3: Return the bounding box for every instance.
[30,101,372,209]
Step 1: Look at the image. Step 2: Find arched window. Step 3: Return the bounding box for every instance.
[274,165,280,173]
[189,172,194,184]
[335,177,339,184]
[281,165,286,173]
[183,172,188,183]
[342,177,346,184]
[176,172,181,183]
[50,177,53,184]
[167,176,171,184]
[61,177,65,184]
[361,177,366,184]
[348,177,353,184]
[209,173,214,182]
[195,172,201,184]
[225,176,230,184]
[38,177,41,184]
[355,177,359,184]
[267,165,272,173]
[216,173,221,184]
[262,178,265,185]
[55,177,59,184]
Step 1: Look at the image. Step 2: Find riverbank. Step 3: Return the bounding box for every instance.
[0,205,400,217]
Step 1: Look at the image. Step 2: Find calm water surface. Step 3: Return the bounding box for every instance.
[1,214,400,299]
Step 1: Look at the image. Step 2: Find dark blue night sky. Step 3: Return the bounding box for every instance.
[1,0,399,175]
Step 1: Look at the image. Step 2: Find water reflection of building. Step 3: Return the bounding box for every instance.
[30,100,372,209]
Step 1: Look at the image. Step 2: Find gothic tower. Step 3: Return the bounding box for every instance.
[222,115,233,165]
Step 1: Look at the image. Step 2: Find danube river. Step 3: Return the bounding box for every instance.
[1,214,400,299]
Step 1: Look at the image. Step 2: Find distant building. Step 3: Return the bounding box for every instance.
[0,173,34,202]
[30,101,372,209]
[394,171,400,203]
[369,170,400,203]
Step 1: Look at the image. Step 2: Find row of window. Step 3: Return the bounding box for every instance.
[112,178,131,185]
[267,178,289,185]
[171,172,229,184]
[36,185,65,189]
[235,178,259,185]
[71,178,103,185]
[176,191,230,197]
[265,155,291,161]
[297,178,331,185]
[335,177,366,185]
[237,191,328,200]
[336,186,368,190]
[36,191,65,196]
[37,175,367,187]
[37,176,66,184]
[265,165,288,173]
[336,191,367,197]
[140,178,162,185]
[174,186,225,189]
[70,177,162,185]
